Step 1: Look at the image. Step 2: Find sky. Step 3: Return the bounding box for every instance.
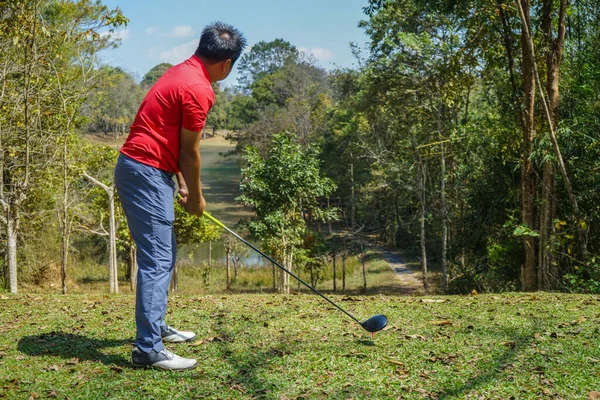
[98,0,371,87]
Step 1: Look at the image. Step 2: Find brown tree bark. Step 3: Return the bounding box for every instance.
[519,0,538,292]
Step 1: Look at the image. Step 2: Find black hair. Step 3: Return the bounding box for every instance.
[195,22,246,64]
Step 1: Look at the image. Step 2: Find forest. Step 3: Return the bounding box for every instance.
[2,0,600,295]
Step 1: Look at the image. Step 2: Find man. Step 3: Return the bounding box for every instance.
[115,22,246,370]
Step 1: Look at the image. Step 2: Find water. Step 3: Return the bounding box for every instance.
[177,239,267,266]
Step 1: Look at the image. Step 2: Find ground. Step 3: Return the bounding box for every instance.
[0,292,599,399]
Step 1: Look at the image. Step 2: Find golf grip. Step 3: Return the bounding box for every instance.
[202,211,363,326]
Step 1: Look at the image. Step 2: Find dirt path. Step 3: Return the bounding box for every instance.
[381,250,425,295]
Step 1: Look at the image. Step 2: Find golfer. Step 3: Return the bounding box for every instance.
[115,22,246,370]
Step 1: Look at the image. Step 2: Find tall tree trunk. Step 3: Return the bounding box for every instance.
[417,153,429,293]
[539,163,554,290]
[7,204,18,294]
[350,162,356,231]
[108,189,118,293]
[226,240,231,290]
[130,239,137,291]
[538,0,557,291]
[361,257,367,294]
[342,253,347,292]
[60,133,69,295]
[518,0,538,292]
[438,102,449,292]
[170,263,178,292]
[84,172,118,293]
[440,141,448,292]
[342,242,347,292]
[332,250,337,292]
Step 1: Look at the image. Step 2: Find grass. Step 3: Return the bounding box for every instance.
[62,248,413,297]
[0,292,599,399]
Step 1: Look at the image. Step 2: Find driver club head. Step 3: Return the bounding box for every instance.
[360,314,388,333]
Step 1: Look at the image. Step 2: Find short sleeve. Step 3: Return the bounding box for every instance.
[181,84,214,132]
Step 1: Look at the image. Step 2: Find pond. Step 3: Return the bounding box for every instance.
[177,238,267,267]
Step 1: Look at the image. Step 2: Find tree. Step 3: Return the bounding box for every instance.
[237,39,299,93]
[172,205,221,292]
[84,66,143,139]
[0,0,126,293]
[205,83,228,138]
[140,63,172,89]
[238,132,338,293]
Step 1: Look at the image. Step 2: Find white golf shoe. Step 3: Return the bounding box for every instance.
[131,347,197,370]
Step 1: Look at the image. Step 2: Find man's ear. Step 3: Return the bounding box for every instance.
[222,59,232,72]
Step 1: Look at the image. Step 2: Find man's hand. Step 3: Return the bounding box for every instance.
[183,194,206,216]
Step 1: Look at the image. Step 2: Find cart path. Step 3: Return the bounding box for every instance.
[381,250,425,295]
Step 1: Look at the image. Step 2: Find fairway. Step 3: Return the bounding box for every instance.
[200,133,253,227]
[1,293,599,399]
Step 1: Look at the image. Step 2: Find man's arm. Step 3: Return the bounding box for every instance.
[179,127,206,216]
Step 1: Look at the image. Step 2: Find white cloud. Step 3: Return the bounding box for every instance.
[146,27,156,36]
[298,46,335,62]
[168,25,195,38]
[159,40,197,63]
[100,29,130,41]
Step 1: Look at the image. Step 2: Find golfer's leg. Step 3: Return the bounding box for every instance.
[115,155,176,353]
[135,218,174,352]
[160,231,177,334]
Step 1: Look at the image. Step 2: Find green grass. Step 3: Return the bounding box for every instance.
[65,248,414,297]
[1,292,599,399]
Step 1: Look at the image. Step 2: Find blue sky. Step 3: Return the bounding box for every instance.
[99,0,371,87]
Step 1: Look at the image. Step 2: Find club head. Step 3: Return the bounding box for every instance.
[360,314,388,333]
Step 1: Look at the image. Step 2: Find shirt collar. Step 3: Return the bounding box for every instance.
[190,54,211,83]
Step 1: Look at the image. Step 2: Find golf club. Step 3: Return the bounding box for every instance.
[203,211,388,333]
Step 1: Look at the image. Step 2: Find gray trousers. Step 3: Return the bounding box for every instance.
[115,154,175,353]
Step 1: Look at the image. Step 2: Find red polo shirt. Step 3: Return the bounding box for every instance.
[120,55,214,173]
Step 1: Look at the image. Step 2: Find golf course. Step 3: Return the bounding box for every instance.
[3,0,600,398]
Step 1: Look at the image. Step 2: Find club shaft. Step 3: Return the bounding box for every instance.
[205,213,362,326]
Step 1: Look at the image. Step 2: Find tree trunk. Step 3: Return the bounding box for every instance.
[233,256,239,282]
[361,258,367,294]
[84,172,118,293]
[61,232,69,294]
[332,250,337,292]
[226,241,231,290]
[171,263,178,292]
[60,134,69,295]
[7,205,18,294]
[130,240,137,291]
[342,247,347,293]
[108,189,118,293]
[350,163,356,231]
[538,0,557,291]
[439,124,448,292]
[518,0,538,292]
[418,154,429,293]
[539,162,554,290]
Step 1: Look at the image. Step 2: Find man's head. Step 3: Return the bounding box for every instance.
[195,22,246,82]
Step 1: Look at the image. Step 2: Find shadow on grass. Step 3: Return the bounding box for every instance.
[18,332,131,367]
[435,320,542,399]
[202,323,283,399]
